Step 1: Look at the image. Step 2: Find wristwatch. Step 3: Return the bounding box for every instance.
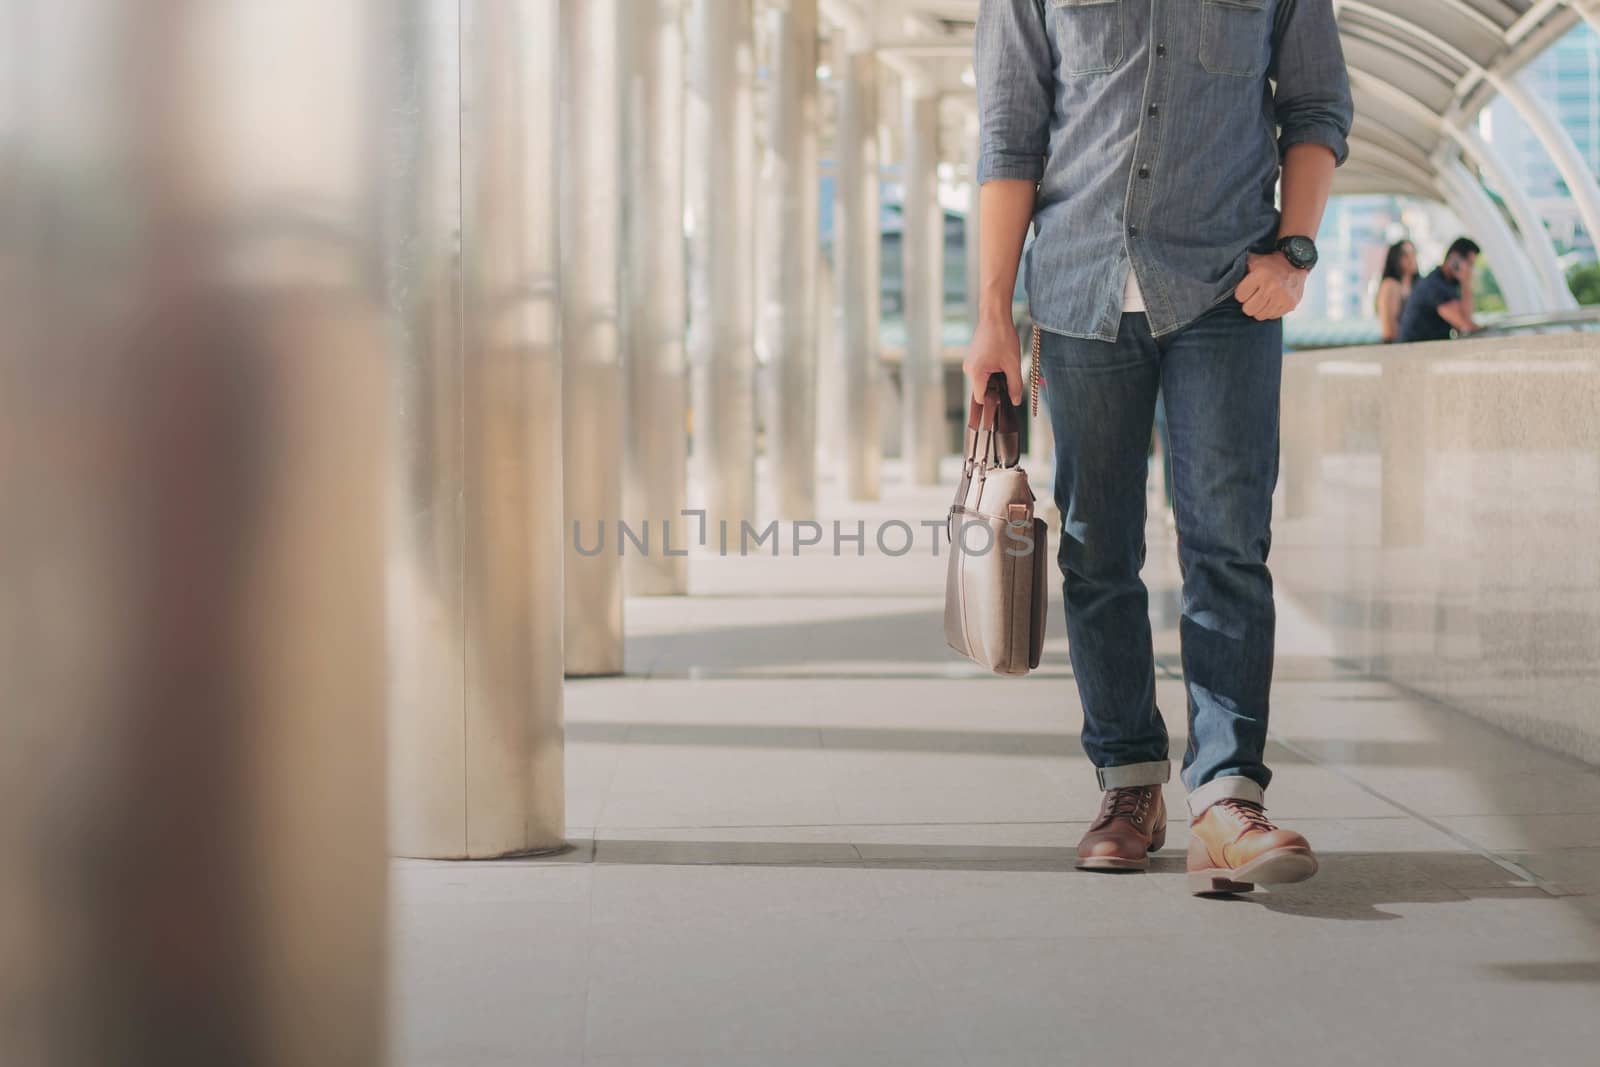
[1275,234,1318,271]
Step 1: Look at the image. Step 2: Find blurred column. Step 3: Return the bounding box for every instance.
[1433,159,1541,314]
[687,0,758,528]
[817,251,842,471]
[1,1,386,1064]
[902,80,945,485]
[759,0,821,518]
[833,43,883,499]
[622,1,689,593]
[561,0,626,674]
[387,1,567,859]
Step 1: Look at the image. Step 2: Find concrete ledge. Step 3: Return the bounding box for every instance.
[1274,332,1600,767]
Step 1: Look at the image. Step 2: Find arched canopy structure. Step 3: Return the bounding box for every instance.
[823,0,1593,192]
[1333,0,1590,199]
[818,0,1599,307]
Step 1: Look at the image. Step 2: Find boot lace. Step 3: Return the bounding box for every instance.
[1215,798,1275,833]
[1102,786,1153,825]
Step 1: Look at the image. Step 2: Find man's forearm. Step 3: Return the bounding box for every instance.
[977,179,1036,323]
[1277,142,1335,241]
[1438,301,1478,334]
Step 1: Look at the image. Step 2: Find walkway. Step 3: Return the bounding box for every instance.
[393,460,1600,1066]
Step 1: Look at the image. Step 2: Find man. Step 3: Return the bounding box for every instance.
[1398,237,1482,342]
[968,1,1353,895]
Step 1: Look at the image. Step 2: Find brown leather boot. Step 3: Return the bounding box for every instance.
[1186,798,1318,895]
[1076,785,1166,871]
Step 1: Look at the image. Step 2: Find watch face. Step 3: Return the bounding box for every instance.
[1285,236,1316,266]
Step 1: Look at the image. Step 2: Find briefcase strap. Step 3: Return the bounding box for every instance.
[1030,324,1042,420]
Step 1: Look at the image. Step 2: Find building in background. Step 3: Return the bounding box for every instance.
[1310,195,1403,322]
[1485,20,1600,264]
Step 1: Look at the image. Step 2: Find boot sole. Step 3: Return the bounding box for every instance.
[1077,855,1149,872]
[1075,827,1165,872]
[1187,847,1318,896]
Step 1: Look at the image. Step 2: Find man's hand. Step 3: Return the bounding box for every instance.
[1437,300,1480,337]
[964,314,1024,406]
[1233,251,1307,321]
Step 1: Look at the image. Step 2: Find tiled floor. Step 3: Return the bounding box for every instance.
[392,461,1600,1066]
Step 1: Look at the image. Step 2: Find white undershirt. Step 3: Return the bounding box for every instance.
[1122,263,1146,312]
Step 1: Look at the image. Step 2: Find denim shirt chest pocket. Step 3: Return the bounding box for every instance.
[1199,0,1272,77]
[1049,0,1125,76]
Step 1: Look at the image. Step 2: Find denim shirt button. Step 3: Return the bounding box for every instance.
[1156,43,1167,58]
[1137,165,1150,179]
[1127,225,1138,238]
[1148,104,1159,117]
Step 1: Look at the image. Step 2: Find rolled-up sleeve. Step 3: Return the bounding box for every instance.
[975,0,1054,185]
[1269,0,1354,167]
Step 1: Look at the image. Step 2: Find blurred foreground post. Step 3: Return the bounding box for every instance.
[0,1,388,1064]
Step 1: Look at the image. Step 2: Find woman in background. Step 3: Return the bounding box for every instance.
[1376,239,1417,343]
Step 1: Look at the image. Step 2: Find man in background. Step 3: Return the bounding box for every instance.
[1399,237,1482,342]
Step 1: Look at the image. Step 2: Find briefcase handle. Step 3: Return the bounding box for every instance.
[964,373,1020,470]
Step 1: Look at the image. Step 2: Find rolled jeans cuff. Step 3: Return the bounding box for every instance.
[1185,775,1265,818]
[1095,760,1171,790]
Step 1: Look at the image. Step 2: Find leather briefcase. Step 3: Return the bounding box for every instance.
[944,354,1048,676]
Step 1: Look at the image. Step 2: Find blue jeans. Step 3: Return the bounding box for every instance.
[1036,295,1281,816]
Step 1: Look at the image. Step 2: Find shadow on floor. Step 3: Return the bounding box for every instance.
[568,719,1465,769]
[568,838,1589,924]
[1484,961,1600,984]
[566,721,1091,757]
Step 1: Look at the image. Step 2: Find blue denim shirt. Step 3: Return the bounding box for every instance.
[975,0,1354,341]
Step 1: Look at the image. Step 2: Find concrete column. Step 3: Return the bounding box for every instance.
[388,0,566,857]
[759,0,822,518]
[687,0,758,529]
[1489,71,1600,271]
[902,83,945,485]
[833,46,883,500]
[817,250,842,474]
[622,1,690,593]
[1433,159,1541,315]
[560,1,626,674]
[1447,122,1577,311]
[1,1,386,1062]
